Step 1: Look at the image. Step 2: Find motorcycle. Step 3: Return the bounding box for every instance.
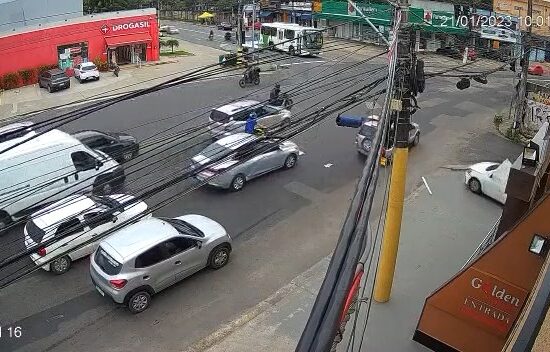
[270,92,293,109]
[224,32,232,41]
[239,67,260,88]
[208,34,214,41]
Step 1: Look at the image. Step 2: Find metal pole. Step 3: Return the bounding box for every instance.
[252,0,256,51]
[237,0,243,48]
[157,0,161,29]
[515,0,532,130]
[373,0,412,303]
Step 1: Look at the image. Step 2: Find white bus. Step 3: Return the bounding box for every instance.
[259,22,323,56]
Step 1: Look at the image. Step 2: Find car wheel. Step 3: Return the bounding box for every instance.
[253,77,260,85]
[289,46,295,56]
[96,76,100,81]
[122,151,133,162]
[284,153,298,169]
[38,81,43,88]
[209,245,231,269]
[51,256,71,275]
[239,79,246,88]
[128,291,151,314]
[0,211,12,233]
[47,85,52,93]
[468,178,482,194]
[413,133,420,146]
[230,174,246,192]
[77,76,82,83]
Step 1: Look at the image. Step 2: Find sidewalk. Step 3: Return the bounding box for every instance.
[0,40,226,121]
[187,169,503,352]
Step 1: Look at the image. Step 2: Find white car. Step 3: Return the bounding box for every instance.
[166,26,179,34]
[208,100,291,138]
[160,25,169,32]
[74,62,100,82]
[24,194,149,274]
[464,159,512,204]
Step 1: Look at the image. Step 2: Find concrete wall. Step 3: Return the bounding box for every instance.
[0,0,83,33]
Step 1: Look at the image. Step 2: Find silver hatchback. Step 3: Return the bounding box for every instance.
[90,215,231,313]
[192,133,300,191]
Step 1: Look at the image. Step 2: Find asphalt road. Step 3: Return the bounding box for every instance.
[161,21,243,52]
[0,37,523,351]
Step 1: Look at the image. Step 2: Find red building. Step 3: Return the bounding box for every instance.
[0,8,160,77]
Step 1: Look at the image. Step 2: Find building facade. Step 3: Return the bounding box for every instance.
[0,8,160,77]
[0,0,83,33]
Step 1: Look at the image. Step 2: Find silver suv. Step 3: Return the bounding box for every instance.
[90,215,232,313]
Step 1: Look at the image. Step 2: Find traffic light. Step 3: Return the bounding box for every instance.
[456,78,470,90]
[510,60,516,72]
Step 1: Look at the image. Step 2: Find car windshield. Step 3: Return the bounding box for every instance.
[95,247,122,275]
[486,164,499,171]
[210,109,231,123]
[160,217,204,237]
[359,124,377,139]
[304,31,323,48]
[25,220,45,243]
[81,64,97,71]
[199,143,232,160]
[52,73,66,79]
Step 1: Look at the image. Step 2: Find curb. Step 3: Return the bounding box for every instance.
[183,257,330,352]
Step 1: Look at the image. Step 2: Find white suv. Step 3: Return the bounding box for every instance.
[24,194,149,274]
[74,62,100,82]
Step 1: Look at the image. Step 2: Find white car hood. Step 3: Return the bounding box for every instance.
[279,140,299,152]
[469,162,500,174]
[175,214,227,237]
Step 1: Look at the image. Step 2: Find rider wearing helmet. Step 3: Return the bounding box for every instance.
[270,83,281,104]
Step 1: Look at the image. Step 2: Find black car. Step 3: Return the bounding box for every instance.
[38,69,70,93]
[73,130,139,163]
[217,22,233,31]
[435,46,461,59]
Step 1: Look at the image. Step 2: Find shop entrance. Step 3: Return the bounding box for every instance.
[108,43,147,66]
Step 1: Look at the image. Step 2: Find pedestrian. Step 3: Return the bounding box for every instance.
[245,112,258,134]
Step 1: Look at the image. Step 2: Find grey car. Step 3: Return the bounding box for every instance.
[192,133,300,191]
[356,116,420,157]
[90,215,232,313]
[208,100,291,139]
[38,68,70,92]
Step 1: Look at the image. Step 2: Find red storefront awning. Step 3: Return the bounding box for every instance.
[105,33,152,48]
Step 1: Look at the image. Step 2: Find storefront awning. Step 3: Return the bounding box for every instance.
[259,11,272,18]
[105,33,152,48]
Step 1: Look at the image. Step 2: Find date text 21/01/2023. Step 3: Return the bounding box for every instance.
[438,15,547,29]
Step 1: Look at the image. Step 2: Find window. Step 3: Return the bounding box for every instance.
[42,72,51,79]
[55,218,85,237]
[52,72,66,80]
[134,237,196,268]
[210,109,231,123]
[278,30,283,40]
[233,109,252,121]
[71,151,97,171]
[234,143,256,160]
[95,247,122,275]
[83,211,112,228]
[87,136,112,149]
[284,29,295,40]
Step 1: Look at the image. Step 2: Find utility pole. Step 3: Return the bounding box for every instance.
[252,0,256,51]
[514,0,533,130]
[157,0,161,29]
[373,0,413,303]
[237,0,243,48]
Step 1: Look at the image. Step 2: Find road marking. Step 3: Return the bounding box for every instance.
[279,60,326,67]
[422,176,433,195]
[324,163,333,168]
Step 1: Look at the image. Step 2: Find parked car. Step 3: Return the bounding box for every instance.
[217,22,233,30]
[166,26,179,34]
[465,160,512,204]
[0,121,34,143]
[0,129,124,231]
[435,46,461,59]
[38,68,70,92]
[192,133,299,191]
[208,100,291,138]
[529,64,544,76]
[74,62,100,82]
[159,25,169,32]
[73,130,139,163]
[356,116,420,157]
[90,216,232,313]
[24,193,149,274]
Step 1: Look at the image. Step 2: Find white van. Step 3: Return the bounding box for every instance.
[0,129,125,230]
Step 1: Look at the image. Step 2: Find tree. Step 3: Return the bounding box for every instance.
[166,39,180,53]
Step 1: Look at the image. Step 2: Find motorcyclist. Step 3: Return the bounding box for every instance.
[243,65,258,82]
[269,83,281,104]
[209,29,214,40]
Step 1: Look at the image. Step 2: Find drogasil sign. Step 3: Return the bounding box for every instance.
[101,21,150,34]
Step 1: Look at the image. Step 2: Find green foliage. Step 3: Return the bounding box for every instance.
[3,73,20,90]
[159,39,168,48]
[505,127,523,144]
[92,57,109,72]
[166,39,180,53]
[18,69,34,84]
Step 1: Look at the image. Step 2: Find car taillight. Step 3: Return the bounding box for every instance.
[109,279,127,290]
[37,247,47,257]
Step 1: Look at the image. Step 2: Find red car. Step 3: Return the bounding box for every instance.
[529,64,544,76]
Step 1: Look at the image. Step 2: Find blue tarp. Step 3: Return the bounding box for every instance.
[259,11,272,18]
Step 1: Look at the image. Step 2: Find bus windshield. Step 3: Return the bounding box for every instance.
[304,31,323,49]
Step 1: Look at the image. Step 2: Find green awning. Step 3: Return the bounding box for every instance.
[314,12,391,26]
